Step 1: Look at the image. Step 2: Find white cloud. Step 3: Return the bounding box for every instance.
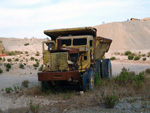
[0,0,150,38]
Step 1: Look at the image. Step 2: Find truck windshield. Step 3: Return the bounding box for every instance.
[73,38,87,45]
[61,39,71,46]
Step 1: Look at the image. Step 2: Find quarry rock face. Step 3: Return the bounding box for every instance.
[0,40,5,54]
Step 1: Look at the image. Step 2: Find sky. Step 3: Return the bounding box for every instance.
[0,0,150,38]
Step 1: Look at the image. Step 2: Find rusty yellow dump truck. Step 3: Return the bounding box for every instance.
[38,27,112,91]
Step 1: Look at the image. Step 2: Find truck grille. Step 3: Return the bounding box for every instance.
[49,52,68,71]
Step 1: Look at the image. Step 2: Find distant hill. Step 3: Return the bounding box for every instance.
[94,21,150,50]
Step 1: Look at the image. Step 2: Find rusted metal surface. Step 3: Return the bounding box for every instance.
[38,71,79,81]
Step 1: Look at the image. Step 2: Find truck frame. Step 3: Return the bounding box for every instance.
[38,27,112,91]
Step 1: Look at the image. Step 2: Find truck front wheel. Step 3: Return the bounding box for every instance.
[102,59,112,79]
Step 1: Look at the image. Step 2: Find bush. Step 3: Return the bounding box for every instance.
[3,58,5,62]
[30,57,35,61]
[5,63,11,69]
[114,67,133,85]
[0,57,2,60]
[15,58,19,61]
[38,65,43,71]
[125,51,132,55]
[19,64,24,69]
[0,68,3,73]
[7,58,11,62]
[128,55,134,60]
[33,62,39,68]
[142,58,146,61]
[22,80,30,88]
[110,57,116,60]
[35,51,40,56]
[134,56,140,61]
[25,51,28,54]
[133,72,145,88]
[104,94,119,108]
[24,43,29,46]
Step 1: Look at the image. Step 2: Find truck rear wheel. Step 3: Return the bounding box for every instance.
[82,68,95,91]
[96,59,102,78]
[102,59,112,79]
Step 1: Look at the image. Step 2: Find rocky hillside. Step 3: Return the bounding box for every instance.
[95,20,150,50]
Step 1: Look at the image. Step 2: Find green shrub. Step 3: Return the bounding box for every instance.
[22,80,30,88]
[104,94,119,108]
[30,57,35,61]
[19,64,24,69]
[7,59,11,62]
[133,72,145,88]
[35,51,40,56]
[110,57,116,60]
[24,43,29,46]
[0,57,2,60]
[5,63,11,69]
[134,56,140,61]
[25,51,28,54]
[0,68,3,73]
[142,58,146,61]
[33,62,39,68]
[15,58,19,61]
[38,65,43,71]
[125,51,132,55]
[114,67,133,85]
[128,55,134,60]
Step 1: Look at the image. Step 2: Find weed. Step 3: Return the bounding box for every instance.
[142,58,146,61]
[7,58,11,62]
[110,57,116,60]
[19,64,24,69]
[13,86,21,93]
[29,100,39,113]
[5,87,13,93]
[125,51,132,55]
[104,94,119,108]
[128,54,134,60]
[22,80,30,88]
[0,68,3,73]
[24,43,29,46]
[134,56,140,61]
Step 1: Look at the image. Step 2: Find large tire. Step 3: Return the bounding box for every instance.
[102,59,112,79]
[87,68,95,90]
[81,68,95,91]
[96,59,102,78]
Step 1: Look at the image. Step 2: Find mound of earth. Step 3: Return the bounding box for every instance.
[94,20,150,50]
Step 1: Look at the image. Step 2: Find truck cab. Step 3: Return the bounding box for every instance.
[38,27,112,91]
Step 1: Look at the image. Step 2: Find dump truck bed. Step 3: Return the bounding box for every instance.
[44,27,97,40]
